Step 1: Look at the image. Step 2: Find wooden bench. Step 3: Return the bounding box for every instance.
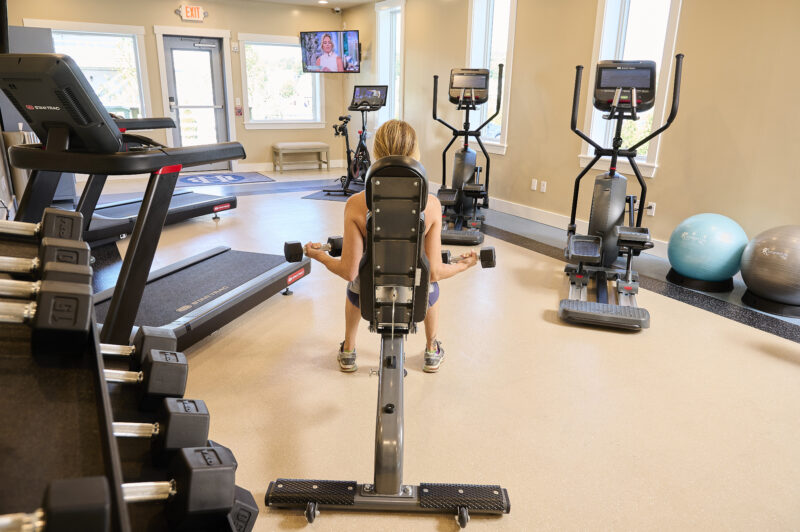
[272,142,330,173]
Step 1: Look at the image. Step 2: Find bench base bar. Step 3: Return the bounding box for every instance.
[266,479,510,515]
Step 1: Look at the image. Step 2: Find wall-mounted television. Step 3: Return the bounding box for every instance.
[300,30,360,73]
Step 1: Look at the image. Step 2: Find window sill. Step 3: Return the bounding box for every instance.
[578,154,658,178]
[244,121,326,130]
[483,142,507,156]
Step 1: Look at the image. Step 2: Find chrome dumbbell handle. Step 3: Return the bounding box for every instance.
[0,256,38,274]
[103,369,143,384]
[0,301,36,324]
[112,422,160,438]
[121,479,176,502]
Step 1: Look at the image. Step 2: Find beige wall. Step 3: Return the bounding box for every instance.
[8,0,799,238]
[7,0,348,166]
[367,0,800,241]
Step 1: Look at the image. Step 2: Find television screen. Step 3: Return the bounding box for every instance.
[300,31,360,73]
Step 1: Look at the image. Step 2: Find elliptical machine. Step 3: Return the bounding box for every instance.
[324,85,387,196]
[559,54,684,330]
[432,65,503,245]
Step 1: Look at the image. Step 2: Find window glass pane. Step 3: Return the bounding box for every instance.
[178,108,218,146]
[244,42,316,121]
[172,49,214,106]
[619,0,670,155]
[392,9,401,119]
[590,0,670,155]
[52,31,143,118]
[485,0,510,141]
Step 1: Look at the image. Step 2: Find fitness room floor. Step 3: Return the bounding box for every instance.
[96,168,800,531]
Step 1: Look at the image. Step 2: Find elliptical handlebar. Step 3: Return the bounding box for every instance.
[476,63,504,132]
[432,74,458,133]
[629,53,684,151]
[570,65,603,151]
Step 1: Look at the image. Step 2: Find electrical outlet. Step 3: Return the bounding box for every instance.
[530,178,538,191]
[647,202,656,216]
[540,181,547,193]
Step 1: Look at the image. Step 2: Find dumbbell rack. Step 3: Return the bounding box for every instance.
[0,235,255,531]
[0,238,131,530]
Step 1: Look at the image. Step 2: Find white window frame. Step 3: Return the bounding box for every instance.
[466,0,516,156]
[578,0,682,178]
[154,26,237,146]
[23,19,152,117]
[375,0,405,125]
[238,33,325,130]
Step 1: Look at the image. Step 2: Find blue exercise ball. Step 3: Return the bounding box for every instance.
[668,213,748,282]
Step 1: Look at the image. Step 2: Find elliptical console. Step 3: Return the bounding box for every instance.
[449,68,490,105]
[593,60,657,112]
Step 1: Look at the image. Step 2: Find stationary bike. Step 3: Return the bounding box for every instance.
[324,85,387,196]
[432,65,503,245]
[558,54,684,330]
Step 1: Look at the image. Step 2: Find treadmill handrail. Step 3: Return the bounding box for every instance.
[114,117,176,131]
[8,142,246,175]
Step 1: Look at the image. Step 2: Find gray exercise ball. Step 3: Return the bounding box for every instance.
[740,225,800,305]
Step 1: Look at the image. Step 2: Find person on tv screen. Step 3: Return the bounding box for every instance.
[316,33,344,72]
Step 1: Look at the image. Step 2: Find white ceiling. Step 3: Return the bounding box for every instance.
[250,0,375,9]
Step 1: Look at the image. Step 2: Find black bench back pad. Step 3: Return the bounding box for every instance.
[359,156,430,333]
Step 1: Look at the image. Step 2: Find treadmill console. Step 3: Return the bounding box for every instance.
[0,54,123,153]
[593,60,656,112]
[448,68,489,105]
[348,85,388,112]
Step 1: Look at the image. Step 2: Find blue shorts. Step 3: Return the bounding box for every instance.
[347,282,439,308]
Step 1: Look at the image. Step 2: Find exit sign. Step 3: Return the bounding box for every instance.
[178,5,206,21]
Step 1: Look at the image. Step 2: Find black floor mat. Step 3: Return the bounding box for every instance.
[94,250,285,327]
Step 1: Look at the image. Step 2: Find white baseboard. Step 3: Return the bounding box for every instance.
[236,159,346,172]
[429,182,668,259]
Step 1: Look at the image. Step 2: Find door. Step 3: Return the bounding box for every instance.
[163,35,229,171]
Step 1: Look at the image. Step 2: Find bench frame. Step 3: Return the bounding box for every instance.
[272,144,330,173]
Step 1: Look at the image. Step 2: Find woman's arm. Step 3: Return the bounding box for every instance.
[336,56,344,72]
[424,195,477,281]
[304,198,364,281]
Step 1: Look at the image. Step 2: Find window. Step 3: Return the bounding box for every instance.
[375,0,404,125]
[467,0,516,153]
[580,0,682,177]
[239,34,323,128]
[24,20,149,118]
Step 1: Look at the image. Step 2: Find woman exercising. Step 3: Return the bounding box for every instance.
[304,120,478,373]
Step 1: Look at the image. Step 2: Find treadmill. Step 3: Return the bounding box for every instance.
[0,53,311,351]
[76,117,238,246]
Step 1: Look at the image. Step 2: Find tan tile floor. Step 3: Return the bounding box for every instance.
[102,170,800,531]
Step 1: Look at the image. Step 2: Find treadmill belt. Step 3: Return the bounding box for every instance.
[94,250,285,327]
[95,191,223,218]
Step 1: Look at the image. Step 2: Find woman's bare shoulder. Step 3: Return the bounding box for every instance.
[345,191,368,215]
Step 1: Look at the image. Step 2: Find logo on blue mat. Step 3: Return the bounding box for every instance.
[180,174,246,184]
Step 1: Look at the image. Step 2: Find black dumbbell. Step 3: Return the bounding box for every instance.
[100,326,177,370]
[0,208,83,242]
[284,236,343,262]
[104,349,188,410]
[0,476,110,532]
[0,282,92,355]
[113,398,210,464]
[122,446,240,531]
[442,246,496,268]
[0,264,93,299]
[0,474,258,532]
[227,486,259,532]
[0,238,90,277]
